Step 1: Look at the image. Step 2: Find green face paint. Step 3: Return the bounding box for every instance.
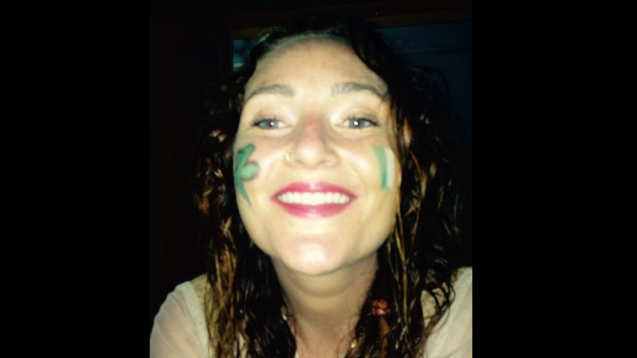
[374,145,395,190]
[234,144,259,205]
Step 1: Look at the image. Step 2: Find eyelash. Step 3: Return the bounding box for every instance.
[343,117,378,129]
[251,117,378,130]
[252,118,282,129]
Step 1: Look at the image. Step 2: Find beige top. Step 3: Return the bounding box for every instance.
[150,268,472,358]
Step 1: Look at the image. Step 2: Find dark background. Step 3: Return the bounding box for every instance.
[150,0,472,334]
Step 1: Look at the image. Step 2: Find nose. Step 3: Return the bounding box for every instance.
[287,115,338,169]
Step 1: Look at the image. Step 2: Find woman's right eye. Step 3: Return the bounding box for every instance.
[252,118,282,129]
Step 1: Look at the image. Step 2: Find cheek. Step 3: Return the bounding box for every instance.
[248,141,285,182]
[233,139,286,205]
[233,143,260,206]
[374,145,397,190]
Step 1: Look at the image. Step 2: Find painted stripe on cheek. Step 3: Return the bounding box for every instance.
[374,145,395,190]
[384,146,395,189]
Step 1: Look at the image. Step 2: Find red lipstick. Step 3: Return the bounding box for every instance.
[271,182,357,219]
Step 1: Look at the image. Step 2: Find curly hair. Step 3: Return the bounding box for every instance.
[193,11,465,358]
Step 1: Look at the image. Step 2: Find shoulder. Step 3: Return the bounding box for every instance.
[422,268,472,323]
[452,267,472,302]
[423,267,472,358]
[190,274,210,311]
[150,274,211,358]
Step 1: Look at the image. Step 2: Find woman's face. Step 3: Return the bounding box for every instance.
[234,39,401,276]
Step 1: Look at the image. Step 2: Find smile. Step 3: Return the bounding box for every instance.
[271,182,357,218]
[276,192,351,205]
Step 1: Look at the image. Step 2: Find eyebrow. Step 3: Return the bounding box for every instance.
[243,84,294,104]
[243,81,388,105]
[331,82,388,101]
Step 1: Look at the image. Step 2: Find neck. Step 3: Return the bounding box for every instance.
[273,255,378,358]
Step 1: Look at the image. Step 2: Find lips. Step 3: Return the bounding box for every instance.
[271,182,357,218]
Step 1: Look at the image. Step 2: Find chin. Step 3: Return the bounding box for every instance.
[279,241,345,276]
[286,261,343,277]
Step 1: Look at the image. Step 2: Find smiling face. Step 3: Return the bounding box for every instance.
[234,39,401,276]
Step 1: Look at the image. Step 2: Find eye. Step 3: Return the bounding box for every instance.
[343,117,378,129]
[252,118,283,129]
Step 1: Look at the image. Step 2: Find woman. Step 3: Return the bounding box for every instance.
[151,12,472,358]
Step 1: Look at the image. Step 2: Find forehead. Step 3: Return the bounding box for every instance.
[245,38,386,92]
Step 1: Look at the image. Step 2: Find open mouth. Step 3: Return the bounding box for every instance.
[276,192,352,205]
[271,182,356,218]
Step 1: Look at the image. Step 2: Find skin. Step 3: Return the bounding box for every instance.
[233,39,401,358]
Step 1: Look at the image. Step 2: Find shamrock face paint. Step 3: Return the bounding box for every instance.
[234,143,259,205]
[374,145,395,190]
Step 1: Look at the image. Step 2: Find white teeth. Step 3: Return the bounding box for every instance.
[277,192,351,205]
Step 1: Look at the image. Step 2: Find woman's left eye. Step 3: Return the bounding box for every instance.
[343,117,378,129]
